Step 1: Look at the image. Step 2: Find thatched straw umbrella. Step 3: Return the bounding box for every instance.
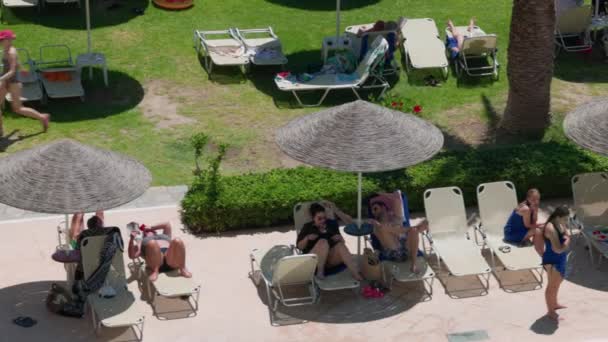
[0,139,151,245]
[563,99,608,156]
[276,100,443,254]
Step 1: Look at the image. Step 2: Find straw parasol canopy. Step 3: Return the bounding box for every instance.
[563,98,608,156]
[276,100,444,172]
[0,139,152,214]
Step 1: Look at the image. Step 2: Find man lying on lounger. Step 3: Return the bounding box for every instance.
[368,194,428,273]
[127,221,192,282]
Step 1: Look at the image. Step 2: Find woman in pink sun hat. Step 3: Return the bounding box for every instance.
[0,29,50,137]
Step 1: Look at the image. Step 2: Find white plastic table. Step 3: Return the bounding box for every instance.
[76,52,108,87]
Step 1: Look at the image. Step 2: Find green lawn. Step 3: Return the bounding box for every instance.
[1,0,607,185]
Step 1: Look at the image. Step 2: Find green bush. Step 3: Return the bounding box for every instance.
[181,142,608,233]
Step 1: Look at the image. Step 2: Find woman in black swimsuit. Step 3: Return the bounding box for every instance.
[296,202,363,280]
[0,29,49,137]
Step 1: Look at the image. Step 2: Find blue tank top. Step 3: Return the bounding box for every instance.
[542,224,568,277]
[542,227,567,264]
[504,209,528,243]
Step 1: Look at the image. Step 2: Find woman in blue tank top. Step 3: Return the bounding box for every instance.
[541,206,571,321]
[503,188,544,255]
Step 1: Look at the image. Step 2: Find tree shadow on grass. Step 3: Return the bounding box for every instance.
[7,0,149,29]
[265,0,381,11]
[25,69,144,123]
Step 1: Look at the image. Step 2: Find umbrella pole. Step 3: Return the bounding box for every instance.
[335,0,341,48]
[357,172,362,256]
[85,0,93,78]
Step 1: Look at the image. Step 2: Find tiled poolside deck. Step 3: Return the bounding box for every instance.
[0,200,606,342]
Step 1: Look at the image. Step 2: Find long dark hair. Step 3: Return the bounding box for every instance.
[543,205,569,237]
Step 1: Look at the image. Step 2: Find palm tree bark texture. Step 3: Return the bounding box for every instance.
[501,0,556,137]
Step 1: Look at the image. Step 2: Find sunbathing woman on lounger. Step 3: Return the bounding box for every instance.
[296,202,363,281]
[504,188,545,255]
[446,17,477,60]
[368,194,428,273]
[128,221,192,282]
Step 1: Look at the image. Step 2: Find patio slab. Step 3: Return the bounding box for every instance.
[0,200,606,342]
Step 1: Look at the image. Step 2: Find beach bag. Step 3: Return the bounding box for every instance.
[45,283,83,318]
[361,248,383,281]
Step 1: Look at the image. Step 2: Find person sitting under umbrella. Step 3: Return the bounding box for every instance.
[69,211,106,247]
[127,221,192,282]
[367,194,428,273]
[296,202,363,281]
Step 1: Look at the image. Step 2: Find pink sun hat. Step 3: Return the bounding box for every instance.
[0,29,16,41]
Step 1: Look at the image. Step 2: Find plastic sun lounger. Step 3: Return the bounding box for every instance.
[249,245,319,326]
[293,201,361,292]
[5,48,46,104]
[401,18,448,79]
[275,35,389,107]
[571,172,608,267]
[233,27,288,66]
[193,29,250,75]
[36,44,84,101]
[42,0,79,7]
[445,25,499,80]
[475,181,544,291]
[80,236,145,341]
[364,190,435,298]
[133,251,201,319]
[555,5,593,55]
[423,186,492,296]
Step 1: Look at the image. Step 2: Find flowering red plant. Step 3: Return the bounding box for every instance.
[413,105,422,114]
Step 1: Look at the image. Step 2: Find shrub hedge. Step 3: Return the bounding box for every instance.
[181,142,608,233]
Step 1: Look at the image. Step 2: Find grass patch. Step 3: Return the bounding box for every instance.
[1,0,606,185]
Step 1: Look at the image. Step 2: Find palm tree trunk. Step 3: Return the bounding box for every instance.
[501,0,556,137]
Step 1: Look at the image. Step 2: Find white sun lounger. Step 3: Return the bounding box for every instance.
[4,48,45,104]
[401,18,448,79]
[293,201,361,292]
[42,0,79,7]
[555,5,593,55]
[133,256,201,319]
[249,245,318,326]
[446,25,499,80]
[476,181,544,290]
[1,0,39,24]
[233,27,287,67]
[80,236,144,341]
[423,186,492,295]
[36,44,84,101]
[571,172,608,266]
[193,29,250,75]
[275,35,389,107]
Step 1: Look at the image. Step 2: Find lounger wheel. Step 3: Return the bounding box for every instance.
[492,69,499,81]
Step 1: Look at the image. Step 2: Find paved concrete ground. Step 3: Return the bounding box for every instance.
[0,200,606,342]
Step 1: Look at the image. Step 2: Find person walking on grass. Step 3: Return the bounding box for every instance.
[0,29,49,138]
[541,206,571,321]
